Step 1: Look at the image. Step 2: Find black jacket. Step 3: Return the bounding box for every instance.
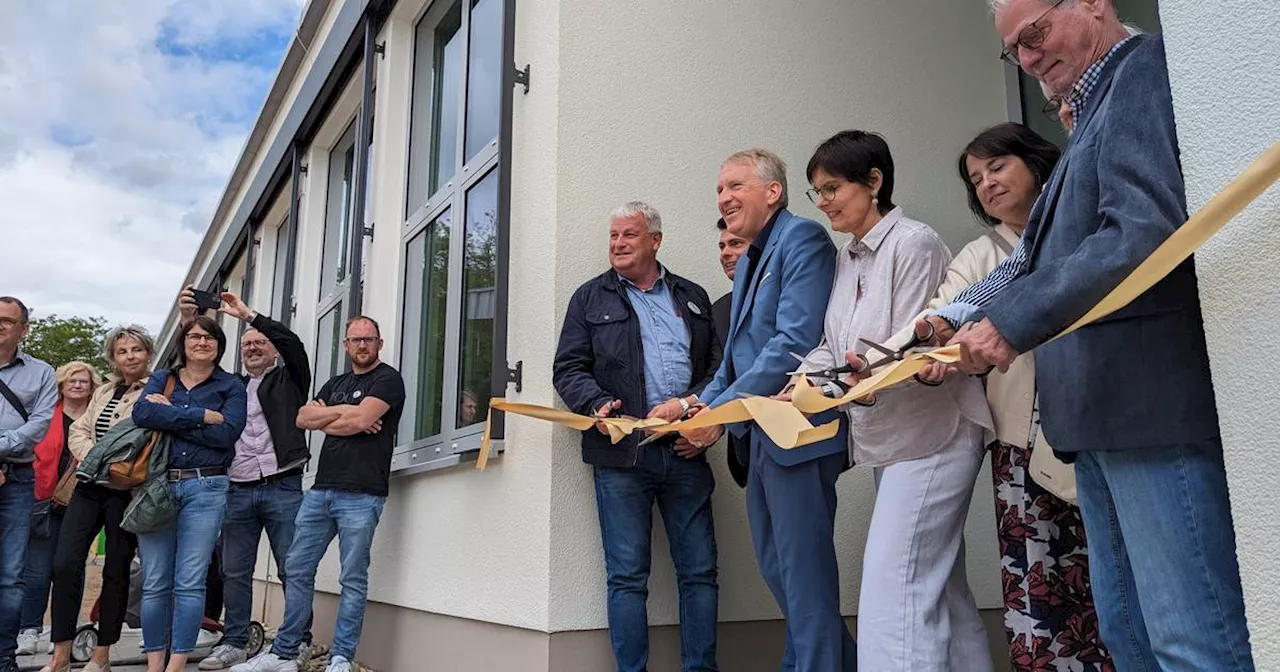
[241,313,311,472]
[712,292,748,488]
[553,269,721,468]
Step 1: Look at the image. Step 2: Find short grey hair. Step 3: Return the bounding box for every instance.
[723,148,790,209]
[610,201,663,233]
[103,325,156,376]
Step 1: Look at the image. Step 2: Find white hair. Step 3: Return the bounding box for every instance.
[723,148,790,209]
[610,200,663,233]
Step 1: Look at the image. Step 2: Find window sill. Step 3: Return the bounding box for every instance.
[389,440,504,477]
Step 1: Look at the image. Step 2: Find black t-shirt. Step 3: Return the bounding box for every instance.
[312,362,406,497]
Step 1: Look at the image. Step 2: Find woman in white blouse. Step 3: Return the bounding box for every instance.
[790,130,994,671]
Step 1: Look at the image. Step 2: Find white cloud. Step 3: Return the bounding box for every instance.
[0,0,302,334]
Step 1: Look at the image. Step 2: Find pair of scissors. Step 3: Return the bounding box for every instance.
[784,352,875,405]
[856,321,944,386]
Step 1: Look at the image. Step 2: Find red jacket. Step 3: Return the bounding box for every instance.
[32,400,66,500]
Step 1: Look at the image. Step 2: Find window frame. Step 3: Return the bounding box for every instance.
[395,0,512,471]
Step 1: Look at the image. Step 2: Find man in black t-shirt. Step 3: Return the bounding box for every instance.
[234,316,403,672]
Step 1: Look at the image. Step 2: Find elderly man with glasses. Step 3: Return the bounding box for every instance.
[0,296,57,672]
[920,1,1256,669]
[177,289,317,670]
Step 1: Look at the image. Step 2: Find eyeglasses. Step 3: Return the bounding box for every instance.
[1041,95,1064,121]
[344,337,380,346]
[999,0,1068,65]
[240,339,271,349]
[66,379,93,387]
[185,333,217,343]
[805,184,841,204]
[0,317,24,328]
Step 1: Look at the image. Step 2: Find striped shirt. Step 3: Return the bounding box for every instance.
[933,37,1135,329]
[94,385,128,441]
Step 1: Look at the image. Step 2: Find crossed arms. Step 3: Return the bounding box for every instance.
[296,397,390,436]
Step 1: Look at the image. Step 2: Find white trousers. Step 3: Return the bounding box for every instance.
[857,420,994,672]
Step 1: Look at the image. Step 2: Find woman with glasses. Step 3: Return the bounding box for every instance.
[787,130,995,671]
[18,361,99,658]
[904,123,1112,671]
[40,328,153,672]
[132,316,246,672]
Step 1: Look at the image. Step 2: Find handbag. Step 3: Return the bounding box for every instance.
[1025,389,1078,506]
[53,462,79,506]
[106,374,175,491]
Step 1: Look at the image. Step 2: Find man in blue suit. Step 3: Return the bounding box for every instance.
[926,1,1255,669]
[683,149,855,671]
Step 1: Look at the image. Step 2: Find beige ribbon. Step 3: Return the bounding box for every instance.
[478,141,1280,470]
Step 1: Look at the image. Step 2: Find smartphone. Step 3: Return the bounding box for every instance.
[191,289,222,311]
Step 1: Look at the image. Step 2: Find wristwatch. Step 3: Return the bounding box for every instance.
[677,397,691,416]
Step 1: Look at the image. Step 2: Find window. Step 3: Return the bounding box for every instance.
[315,121,359,391]
[400,0,508,461]
[271,216,294,322]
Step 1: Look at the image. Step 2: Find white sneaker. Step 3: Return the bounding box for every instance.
[325,656,352,672]
[15,628,39,655]
[199,644,248,670]
[196,628,222,649]
[229,651,297,672]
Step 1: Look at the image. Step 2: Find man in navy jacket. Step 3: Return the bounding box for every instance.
[553,201,721,672]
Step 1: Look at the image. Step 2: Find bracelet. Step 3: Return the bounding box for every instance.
[677,397,691,415]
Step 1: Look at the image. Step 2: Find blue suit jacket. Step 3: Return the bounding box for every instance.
[700,209,847,466]
[981,35,1220,452]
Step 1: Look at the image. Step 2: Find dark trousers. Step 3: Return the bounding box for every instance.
[205,543,223,622]
[50,483,136,645]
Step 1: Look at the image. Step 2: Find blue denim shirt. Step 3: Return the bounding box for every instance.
[0,349,58,462]
[620,268,692,410]
[132,367,247,470]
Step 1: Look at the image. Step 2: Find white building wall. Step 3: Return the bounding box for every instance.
[1160,0,1280,665]
[547,0,1010,630]
[290,0,566,631]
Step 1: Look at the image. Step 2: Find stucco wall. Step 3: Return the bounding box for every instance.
[548,0,1010,630]
[1160,0,1280,664]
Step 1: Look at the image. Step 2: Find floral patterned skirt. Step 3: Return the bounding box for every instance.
[991,441,1114,672]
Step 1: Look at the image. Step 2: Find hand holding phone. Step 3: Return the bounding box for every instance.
[191,289,222,311]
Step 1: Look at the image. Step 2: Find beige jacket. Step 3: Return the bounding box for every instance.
[883,225,1040,449]
[68,377,150,461]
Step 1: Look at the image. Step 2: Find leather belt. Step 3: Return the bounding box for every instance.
[167,466,228,482]
[235,467,303,487]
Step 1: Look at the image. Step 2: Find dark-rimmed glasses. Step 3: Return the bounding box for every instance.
[999,0,1068,65]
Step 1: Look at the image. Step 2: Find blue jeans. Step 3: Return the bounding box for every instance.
[1075,440,1254,671]
[136,475,229,654]
[20,506,64,631]
[0,465,34,663]
[221,473,309,648]
[593,445,719,672]
[272,489,385,662]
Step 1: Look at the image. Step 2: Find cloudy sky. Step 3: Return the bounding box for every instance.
[0,0,304,333]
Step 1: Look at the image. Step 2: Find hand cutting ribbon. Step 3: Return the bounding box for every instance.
[478,140,1280,470]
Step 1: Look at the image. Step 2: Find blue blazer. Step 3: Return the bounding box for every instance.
[700,209,847,467]
[981,34,1220,452]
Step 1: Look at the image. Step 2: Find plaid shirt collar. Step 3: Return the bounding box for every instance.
[1065,36,1135,130]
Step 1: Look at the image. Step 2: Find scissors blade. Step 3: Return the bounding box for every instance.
[858,338,900,358]
[787,351,824,377]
